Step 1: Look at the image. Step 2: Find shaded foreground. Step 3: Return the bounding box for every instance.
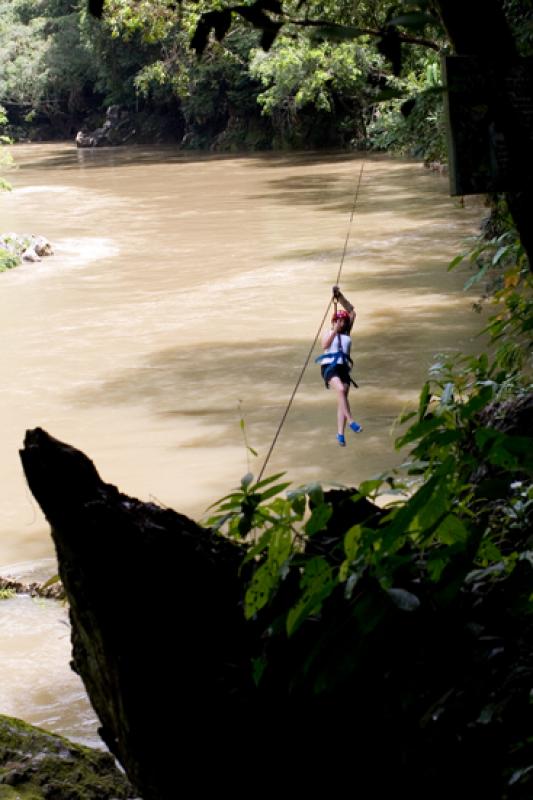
[19,427,533,799]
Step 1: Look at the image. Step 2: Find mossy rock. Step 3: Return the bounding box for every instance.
[0,715,136,800]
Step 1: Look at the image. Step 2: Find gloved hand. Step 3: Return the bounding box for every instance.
[332,285,340,298]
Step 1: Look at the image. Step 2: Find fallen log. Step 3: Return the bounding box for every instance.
[20,427,254,800]
[18,428,393,797]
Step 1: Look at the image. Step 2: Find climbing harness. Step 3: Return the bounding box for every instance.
[314,309,357,386]
[315,345,359,389]
[256,160,365,483]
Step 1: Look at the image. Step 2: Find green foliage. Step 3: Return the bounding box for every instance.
[0,104,17,271]
[0,0,451,151]
[0,0,98,127]
[449,200,532,376]
[0,102,13,192]
[80,2,271,146]
[0,588,16,600]
[0,106,22,272]
[184,0,445,148]
[0,251,20,272]
[179,30,269,148]
[367,52,446,161]
[249,33,380,146]
[504,0,533,55]
[0,233,33,272]
[206,472,335,628]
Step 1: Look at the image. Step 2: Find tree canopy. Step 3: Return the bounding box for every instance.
[0,0,451,155]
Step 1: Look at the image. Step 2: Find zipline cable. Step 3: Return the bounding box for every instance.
[256,159,366,483]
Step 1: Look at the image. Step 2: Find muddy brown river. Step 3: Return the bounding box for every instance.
[0,144,485,745]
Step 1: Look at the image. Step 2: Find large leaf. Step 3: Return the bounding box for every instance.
[289,493,306,517]
[253,472,287,491]
[286,557,336,636]
[418,381,431,422]
[448,253,466,270]
[409,476,450,535]
[435,513,469,545]
[395,415,442,449]
[241,530,273,567]
[305,503,333,536]
[306,482,325,506]
[244,529,292,618]
[353,479,385,499]
[464,262,490,290]
[258,482,292,501]
[244,561,275,618]
[344,524,363,561]
[206,490,243,511]
[268,528,292,571]
[379,458,455,550]
[458,386,494,420]
[476,429,533,472]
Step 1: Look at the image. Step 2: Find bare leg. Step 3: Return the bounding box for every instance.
[329,376,354,435]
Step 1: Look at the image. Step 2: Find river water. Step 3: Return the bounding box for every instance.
[0,143,485,746]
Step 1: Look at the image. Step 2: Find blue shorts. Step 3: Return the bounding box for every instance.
[321,364,351,388]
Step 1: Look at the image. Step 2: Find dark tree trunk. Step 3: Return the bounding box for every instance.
[436,0,516,58]
[436,0,533,266]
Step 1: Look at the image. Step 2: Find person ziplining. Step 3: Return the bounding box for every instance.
[316,285,362,447]
[256,161,365,480]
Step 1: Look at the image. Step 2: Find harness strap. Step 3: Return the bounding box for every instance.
[315,350,353,368]
[315,349,358,388]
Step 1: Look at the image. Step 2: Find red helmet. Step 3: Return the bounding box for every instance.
[332,309,350,322]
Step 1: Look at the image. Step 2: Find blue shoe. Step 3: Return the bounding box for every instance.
[349,421,362,433]
[336,434,346,447]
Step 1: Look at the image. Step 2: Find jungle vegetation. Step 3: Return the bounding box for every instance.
[0,0,452,157]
